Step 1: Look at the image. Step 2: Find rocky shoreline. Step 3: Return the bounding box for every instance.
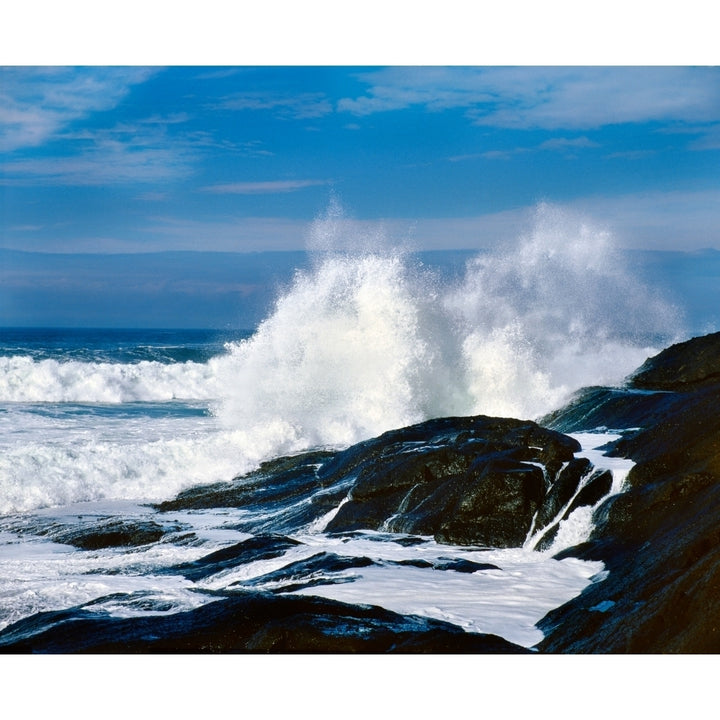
[2,332,719,653]
[537,331,720,652]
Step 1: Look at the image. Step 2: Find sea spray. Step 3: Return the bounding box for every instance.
[0,207,692,646]
[446,203,684,416]
[214,253,437,448]
[214,202,683,448]
[0,204,684,513]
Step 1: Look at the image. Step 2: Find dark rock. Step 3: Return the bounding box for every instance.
[388,535,428,547]
[532,523,560,552]
[539,385,685,434]
[322,531,429,548]
[325,445,474,533]
[536,333,720,653]
[155,449,339,534]
[384,557,500,572]
[0,590,530,654]
[392,559,434,569]
[236,552,378,593]
[152,414,588,549]
[317,415,579,487]
[322,415,581,548]
[629,331,720,391]
[534,458,591,530]
[310,487,349,508]
[612,385,720,475]
[173,534,302,581]
[155,449,336,512]
[562,470,613,519]
[38,517,178,550]
[434,559,500,573]
[434,461,546,547]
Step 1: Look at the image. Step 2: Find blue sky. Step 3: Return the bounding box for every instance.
[2,65,720,254]
[1,62,719,328]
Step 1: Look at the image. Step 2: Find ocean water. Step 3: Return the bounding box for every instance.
[0,206,682,648]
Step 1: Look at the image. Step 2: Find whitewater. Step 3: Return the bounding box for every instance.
[0,205,681,513]
[0,205,683,647]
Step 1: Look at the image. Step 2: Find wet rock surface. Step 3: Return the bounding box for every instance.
[5,515,185,551]
[157,415,593,549]
[537,332,720,653]
[628,330,720,391]
[7,333,720,653]
[0,413,605,654]
[171,535,303,582]
[318,416,602,548]
[0,590,529,653]
[154,450,337,534]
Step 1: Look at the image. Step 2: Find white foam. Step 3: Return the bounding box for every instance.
[148,528,604,647]
[445,204,681,417]
[0,509,604,647]
[289,556,600,647]
[571,432,634,494]
[0,418,264,514]
[0,501,256,631]
[210,205,680,458]
[0,204,680,515]
[0,356,221,403]
[275,535,605,648]
[0,535,212,632]
[542,432,635,554]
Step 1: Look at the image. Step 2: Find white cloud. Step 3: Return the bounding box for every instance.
[339,67,720,130]
[200,179,330,194]
[564,189,720,250]
[0,67,157,152]
[396,190,720,252]
[338,67,496,115]
[142,215,311,252]
[538,136,600,150]
[136,191,170,202]
[268,191,720,253]
[8,188,719,255]
[138,113,191,125]
[218,91,333,119]
[1,125,197,185]
[9,224,44,232]
[480,148,530,160]
[604,150,656,160]
[450,135,599,162]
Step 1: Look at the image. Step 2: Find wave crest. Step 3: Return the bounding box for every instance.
[0,356,220,403]
[213,203,683,446]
